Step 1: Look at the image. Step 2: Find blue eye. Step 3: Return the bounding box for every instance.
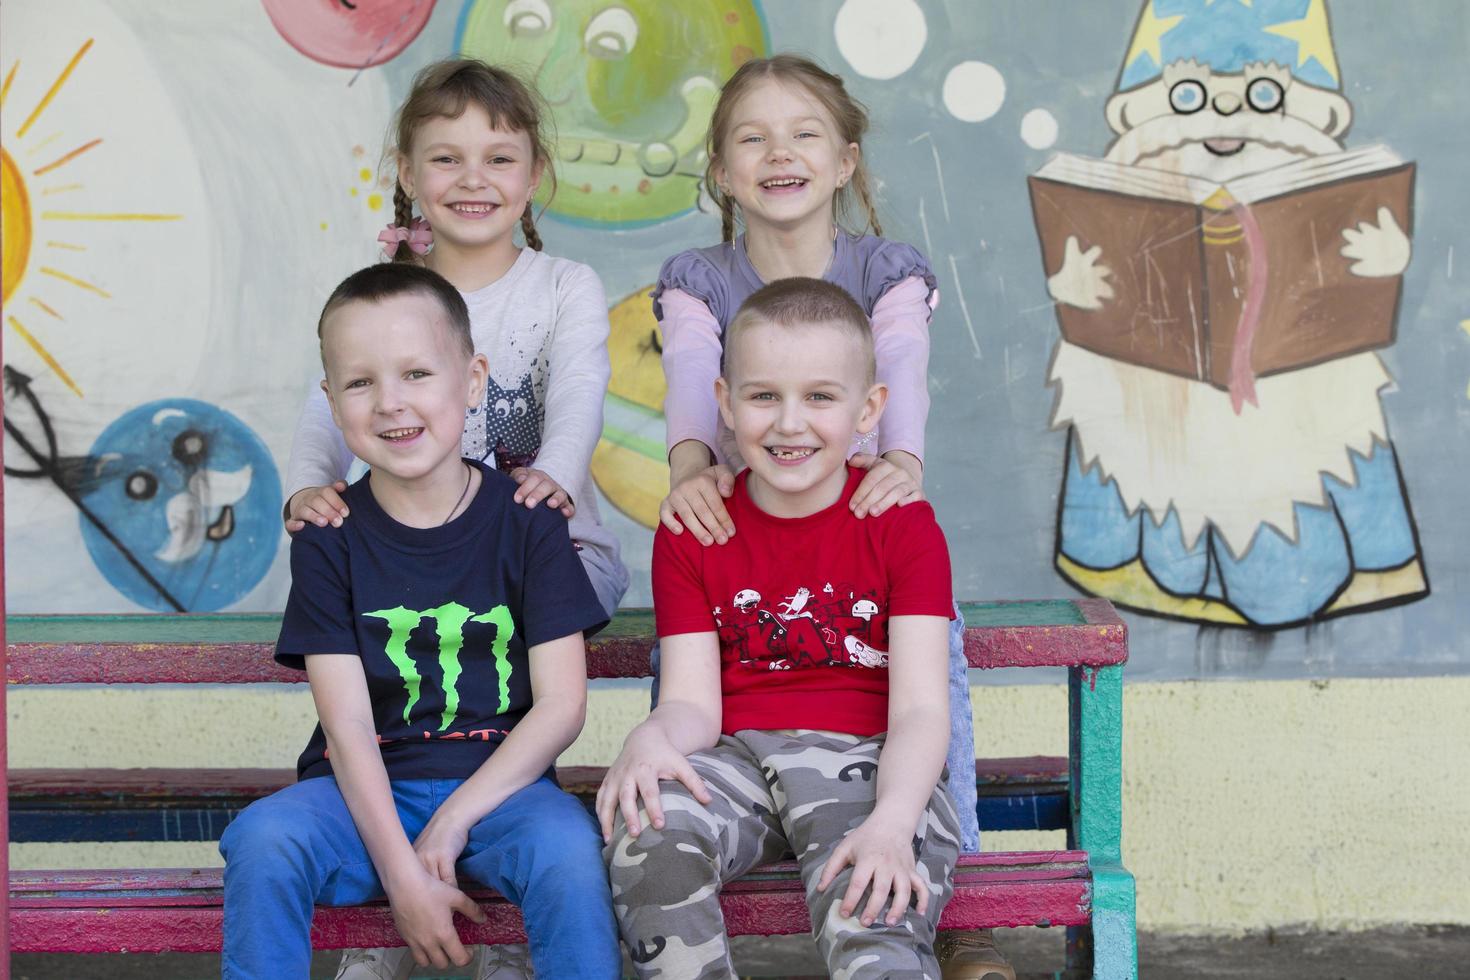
[1169,80,1206,114]
[1247,78,1284,112]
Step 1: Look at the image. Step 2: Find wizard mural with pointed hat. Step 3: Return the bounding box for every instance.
[1029,0,1429,629]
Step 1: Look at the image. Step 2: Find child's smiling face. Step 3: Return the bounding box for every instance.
[718,316,883,518]
[320,291,486,489]
[712,78,858,235]
[397,104,542,259]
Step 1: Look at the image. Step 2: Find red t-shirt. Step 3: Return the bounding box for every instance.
[653,466,954,736]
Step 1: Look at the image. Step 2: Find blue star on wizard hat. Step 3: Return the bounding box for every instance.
[1118,0,1340,91]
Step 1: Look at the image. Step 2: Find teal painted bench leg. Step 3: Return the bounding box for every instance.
[1066,664,1138,980]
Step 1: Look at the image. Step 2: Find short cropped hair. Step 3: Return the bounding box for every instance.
[317,263,473,359]
[723,277,875,384]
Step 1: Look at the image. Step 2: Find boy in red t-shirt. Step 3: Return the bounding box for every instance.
[597,278,960,979]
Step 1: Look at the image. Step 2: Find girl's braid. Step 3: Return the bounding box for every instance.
[390,184,416,263]
[519,204,543,251]
[848,169,883,238]
[719,194,736,243]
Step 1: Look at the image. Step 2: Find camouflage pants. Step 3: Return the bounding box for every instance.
[604,729,961,980]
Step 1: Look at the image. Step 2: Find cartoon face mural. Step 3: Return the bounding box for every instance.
[457,0,767,226]
[1104,0,1352,184]
[591,285,669,528]
[1032,0,1428,630]
[78,400,282,612]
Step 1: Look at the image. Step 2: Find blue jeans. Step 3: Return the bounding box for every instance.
[219,774,620,979]
[944,606,980,853]
[649,604,981,854]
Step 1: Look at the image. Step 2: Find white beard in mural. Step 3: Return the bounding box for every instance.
[1032,0,1428,628]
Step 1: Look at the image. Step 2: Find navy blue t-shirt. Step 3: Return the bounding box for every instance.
[276,460,608,781]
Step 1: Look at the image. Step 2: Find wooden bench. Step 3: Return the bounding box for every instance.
[5,599,1138,978]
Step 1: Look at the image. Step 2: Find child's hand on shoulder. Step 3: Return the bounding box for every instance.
[660,464,736,546]
[815,810,928,928]
[284,482,350,534]
[511,467,575,517]
[596,724,712,843]
[384,868,486,971]
[848,451,924,518]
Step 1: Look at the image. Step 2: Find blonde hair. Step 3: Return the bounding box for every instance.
[389,58,555,258]
[724,277,874,385]
[705,54,882,244]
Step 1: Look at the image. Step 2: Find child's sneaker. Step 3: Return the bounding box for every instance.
[334,946,415,980]
[474,943,533,979]
[937,929,1017,980]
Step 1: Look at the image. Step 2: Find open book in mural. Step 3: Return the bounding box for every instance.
[1030,145,1414,400]
[1033,0,1428,630]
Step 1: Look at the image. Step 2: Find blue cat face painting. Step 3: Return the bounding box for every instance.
[78,399,282,611]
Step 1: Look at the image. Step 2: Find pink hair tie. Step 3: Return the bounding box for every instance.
[377,217,433,258]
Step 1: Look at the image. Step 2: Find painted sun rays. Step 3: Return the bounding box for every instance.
[1,38,182,399]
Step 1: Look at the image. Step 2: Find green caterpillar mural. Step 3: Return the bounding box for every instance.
[458,0,767,226]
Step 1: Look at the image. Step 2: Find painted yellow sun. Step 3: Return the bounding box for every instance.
[1,145,30,303]
[1,41,180,398]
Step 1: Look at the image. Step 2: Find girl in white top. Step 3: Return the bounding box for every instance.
[285,59,628,619]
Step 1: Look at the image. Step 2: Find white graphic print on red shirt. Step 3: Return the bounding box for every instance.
[713,580,890,672]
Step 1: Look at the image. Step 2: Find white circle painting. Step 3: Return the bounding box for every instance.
[943,60,1006,123]
[1021,108,1060,149]
[835,0,927,80]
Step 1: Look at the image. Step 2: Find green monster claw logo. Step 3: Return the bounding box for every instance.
[457,0,768,227]
[364,602,517,730]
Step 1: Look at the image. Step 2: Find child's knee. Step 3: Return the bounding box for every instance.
[221,798,288,855]
[604,802,724,901]
[609,778,723,847]
[220,796,315,868]
[519,808,606,885]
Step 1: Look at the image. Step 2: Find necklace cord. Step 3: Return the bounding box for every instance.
[441,462,473,526]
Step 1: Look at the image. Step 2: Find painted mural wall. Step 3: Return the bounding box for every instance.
[2,0,1466,681]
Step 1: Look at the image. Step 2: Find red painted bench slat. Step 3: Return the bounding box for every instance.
[4,601,1126,685]
[7,756,1070,803]
[9,852,1092,952]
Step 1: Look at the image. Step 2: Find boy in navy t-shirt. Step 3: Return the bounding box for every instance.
[220,264,620,979]
[598,279,961,979]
